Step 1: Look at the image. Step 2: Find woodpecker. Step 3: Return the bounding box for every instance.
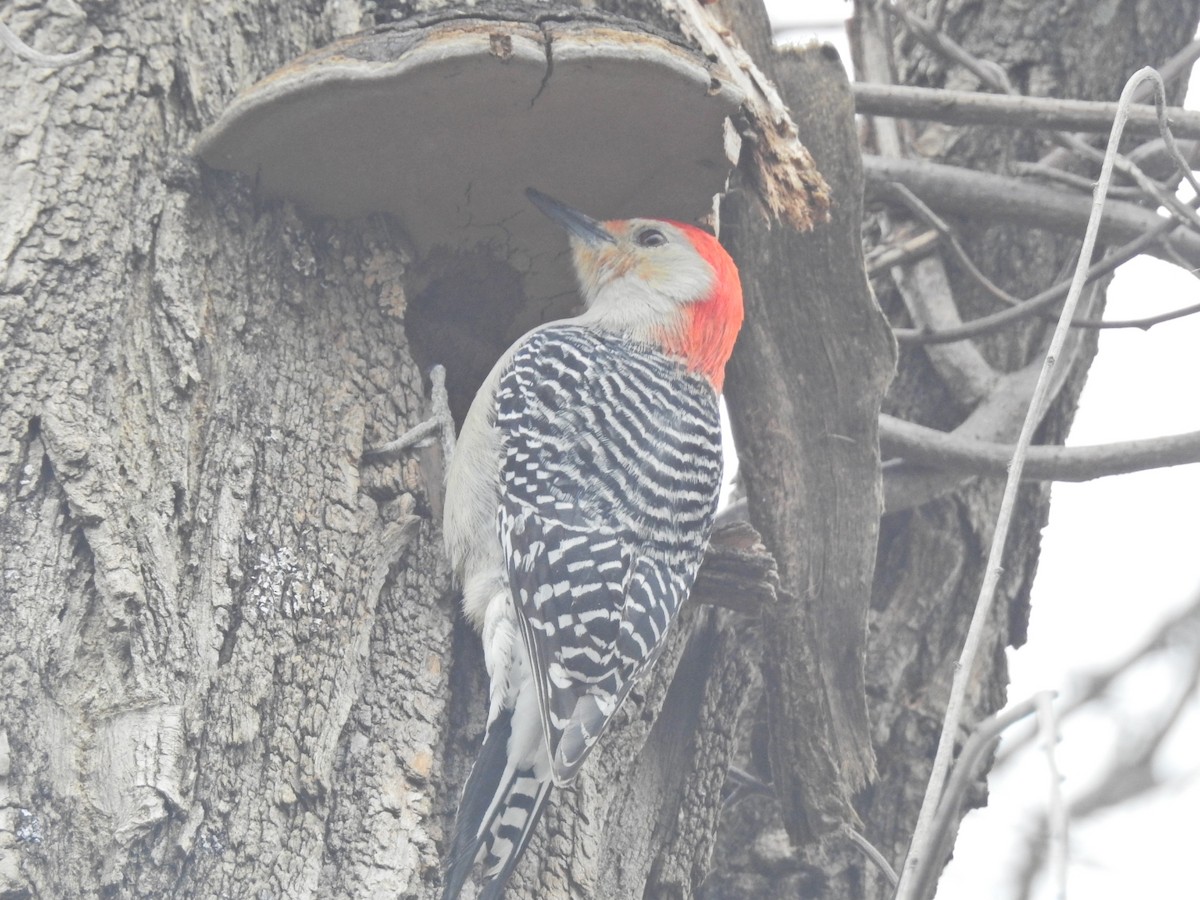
[440,189,744,900]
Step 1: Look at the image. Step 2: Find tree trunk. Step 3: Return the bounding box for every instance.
[0,2,455,895]
[3,1,1197,899]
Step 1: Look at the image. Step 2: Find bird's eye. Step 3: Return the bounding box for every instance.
[636,228,667,247]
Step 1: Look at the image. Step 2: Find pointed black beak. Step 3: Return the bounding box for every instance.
[526,188,617,247]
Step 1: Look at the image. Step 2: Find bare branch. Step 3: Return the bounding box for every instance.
[1035,37,1200,170]
[1128,136,1200,184]
[1037,694,1068,900]
[364,365,454,461]
[1012,160,1149,200]
[1146,70,1200,201]
[1045,70,1200,229]
[1118,653,1200,774]
[857,3,906,158]
[853,82,1200,140]
[1056,128,1200,233]
[882,324,1090,513]
[889,235,1147,345]
[1142,37,1200,89]
[879,415,1200,482]
[861,39,1200,355]
[1013,645,1200,895]
[864,155,1200,272]
[890,256,999,404]
[882,2,1200,226]
[1071,652,1200,818]
[879,181,1025,308]
[1066,298,1200,332]
[876,174,1200,344]
[997,592,1200,766]
[878,181,1200,341]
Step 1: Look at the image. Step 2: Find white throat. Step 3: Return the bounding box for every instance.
[573,275,686,341]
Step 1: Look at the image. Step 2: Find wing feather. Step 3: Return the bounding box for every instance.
[496,326,722,784]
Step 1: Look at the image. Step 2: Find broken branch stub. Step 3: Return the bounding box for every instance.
[195,12,745,309]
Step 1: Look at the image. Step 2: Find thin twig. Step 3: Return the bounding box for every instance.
[909,694,1044,900]
[1036,694,1067,900]
[365,365,455,461]
[883,188,1200,330]
[1011,161,1148,202]
[866,228,941,274]
[880,182,1024,307]
[1046,71,1200,225]
[889,220,1168,344]
[843,824,900,888]
[725,765,773,796]
[1067,298,1200,331]
[0,18,93,67]
[892,67,1161,900]
[1056,129,1200,233]
[888,187,1200,345]
[1145,70,1200,200]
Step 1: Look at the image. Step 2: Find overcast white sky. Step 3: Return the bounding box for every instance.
[763,3,1200,898]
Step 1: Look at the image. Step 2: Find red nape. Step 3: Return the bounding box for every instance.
[661,222,744,391]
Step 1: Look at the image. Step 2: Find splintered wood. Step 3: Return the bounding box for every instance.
[665,0,832,230]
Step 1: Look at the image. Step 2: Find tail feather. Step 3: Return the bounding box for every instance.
[442,707,554,900]
[443,708,513,899]
[477,775,552,900]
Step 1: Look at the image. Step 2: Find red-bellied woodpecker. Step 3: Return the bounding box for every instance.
[441,189,744,899]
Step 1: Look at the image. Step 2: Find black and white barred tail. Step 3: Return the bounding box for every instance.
[442,708,553,900]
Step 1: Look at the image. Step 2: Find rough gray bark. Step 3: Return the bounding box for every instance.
[0,3,440,897]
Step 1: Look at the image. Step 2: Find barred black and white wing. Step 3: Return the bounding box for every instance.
[497,325,723,785]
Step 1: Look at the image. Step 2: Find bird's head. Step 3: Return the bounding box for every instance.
[527,188,744,391]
